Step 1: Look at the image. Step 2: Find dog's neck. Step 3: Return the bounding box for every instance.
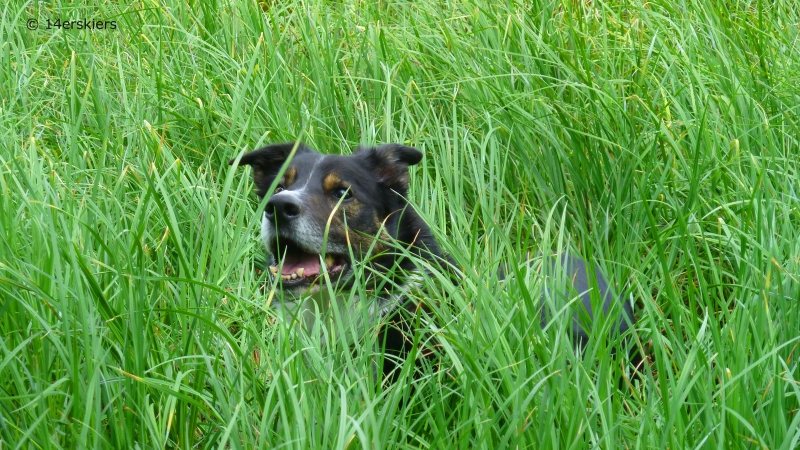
[270,276,420,347]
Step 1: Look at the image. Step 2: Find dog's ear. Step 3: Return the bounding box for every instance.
[361,143,423,193]
[229,142,310,197]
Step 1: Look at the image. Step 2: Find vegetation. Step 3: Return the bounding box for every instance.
[1,0,798,447]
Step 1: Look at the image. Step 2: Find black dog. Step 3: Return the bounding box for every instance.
[230,142,634,380]
[230,142,446,379]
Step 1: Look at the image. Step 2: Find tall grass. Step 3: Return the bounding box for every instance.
[1,0,798,447]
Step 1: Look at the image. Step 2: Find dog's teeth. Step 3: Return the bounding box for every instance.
[324,254,335,267]
[269,266,278,274]
[282,275,291,281]
[296,268,304,277]
[291,273,297,280]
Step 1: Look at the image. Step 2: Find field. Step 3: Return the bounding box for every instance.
[1,0,799,448]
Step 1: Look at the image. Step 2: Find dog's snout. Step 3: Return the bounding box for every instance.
[265,194,302,222]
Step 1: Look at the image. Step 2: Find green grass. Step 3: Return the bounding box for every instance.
[1,0,799,447]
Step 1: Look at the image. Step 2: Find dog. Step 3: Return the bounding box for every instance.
[230,142,635,381]
[230,142,446,380]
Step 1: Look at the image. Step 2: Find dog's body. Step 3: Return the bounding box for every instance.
[230,142,634,380]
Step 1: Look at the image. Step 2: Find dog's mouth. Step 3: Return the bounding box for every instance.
[268,239,348,288]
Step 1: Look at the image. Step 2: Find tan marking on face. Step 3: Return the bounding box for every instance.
[283,166,297,186]
[351,231,388,255]
[344,201,363,216]
[323,172,342,192]
[349,208,387,252]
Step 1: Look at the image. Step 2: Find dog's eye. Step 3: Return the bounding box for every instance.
[332,187,352,200]
[274,185,284,194]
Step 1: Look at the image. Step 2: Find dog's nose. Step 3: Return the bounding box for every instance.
[265,195,302,222]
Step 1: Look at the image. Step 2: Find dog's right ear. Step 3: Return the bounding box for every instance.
[359,143,423,194]
[229,142,310,197]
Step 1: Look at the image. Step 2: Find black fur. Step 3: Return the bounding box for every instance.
[534,254,634,348]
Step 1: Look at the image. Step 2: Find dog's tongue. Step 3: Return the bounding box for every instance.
[281,251,321,276]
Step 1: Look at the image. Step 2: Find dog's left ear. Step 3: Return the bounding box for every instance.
[361,143,423,192]
[228,142,311,198]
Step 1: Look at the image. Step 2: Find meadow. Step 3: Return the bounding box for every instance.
[1,0,799,448]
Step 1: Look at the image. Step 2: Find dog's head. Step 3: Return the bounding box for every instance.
[230,142,441,296]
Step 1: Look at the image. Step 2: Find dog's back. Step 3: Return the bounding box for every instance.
[532,253,634,347]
